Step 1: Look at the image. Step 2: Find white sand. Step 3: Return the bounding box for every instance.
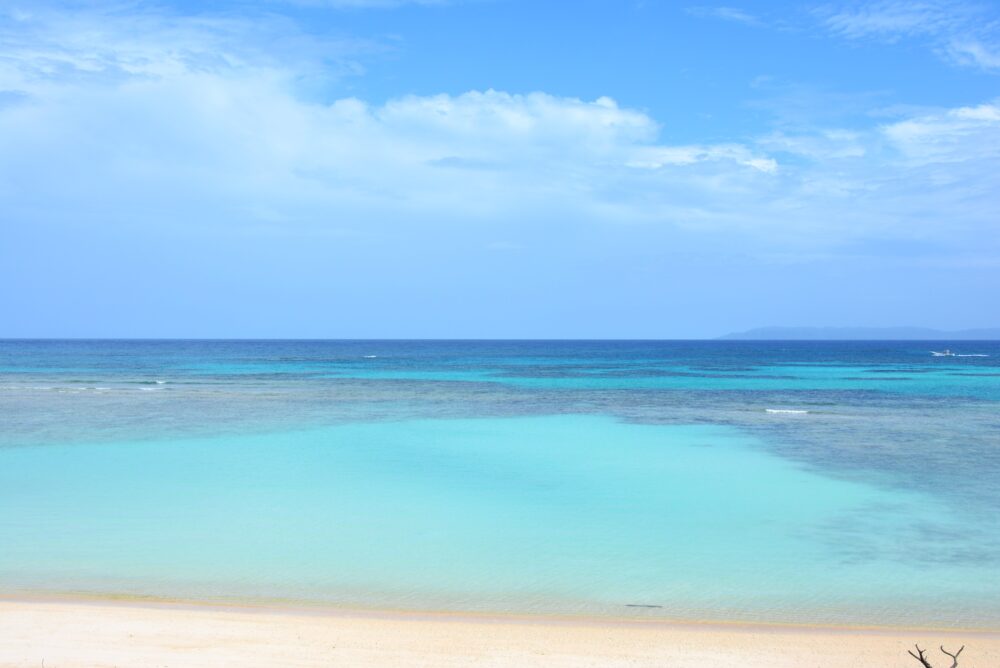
[2,599,998,668]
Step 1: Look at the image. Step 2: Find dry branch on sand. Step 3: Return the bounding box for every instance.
[907,644,965,668]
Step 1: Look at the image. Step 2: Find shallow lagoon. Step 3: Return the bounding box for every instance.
[2,415,996,627]
[2,340,998,627]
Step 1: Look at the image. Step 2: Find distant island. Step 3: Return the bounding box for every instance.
[720,327,1000,340]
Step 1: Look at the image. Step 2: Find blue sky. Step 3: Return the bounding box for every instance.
[1,0,998,337]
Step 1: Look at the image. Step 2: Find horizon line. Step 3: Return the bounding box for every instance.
[2,337,1000,342]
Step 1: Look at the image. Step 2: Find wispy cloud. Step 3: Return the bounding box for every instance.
[947,39,1000,69]
[817,0,1000,71]
[882,100,1000,163]
[686,6,764,27]
[0,4,379,91]
[820,0,969,39]
[279,0,449,7]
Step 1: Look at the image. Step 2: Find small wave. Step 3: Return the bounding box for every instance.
[363,355,378,359]
[51,386,114,392]
[955,354,989,357]
[3,386,59,391]
[765,409,809,414]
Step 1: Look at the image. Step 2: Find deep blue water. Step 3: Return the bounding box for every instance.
[1,340,998,627]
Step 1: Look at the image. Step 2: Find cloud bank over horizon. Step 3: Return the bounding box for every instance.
[1,1,998,337]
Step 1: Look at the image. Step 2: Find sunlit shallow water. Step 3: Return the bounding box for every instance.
[2,340,998,628]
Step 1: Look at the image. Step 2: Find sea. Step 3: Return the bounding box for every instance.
[1,339,998,628]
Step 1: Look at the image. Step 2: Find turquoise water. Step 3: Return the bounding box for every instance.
[1,340,999,627]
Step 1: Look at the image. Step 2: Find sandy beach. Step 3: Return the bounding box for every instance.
[2,599,998,668]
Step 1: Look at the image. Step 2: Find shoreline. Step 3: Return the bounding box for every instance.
[3,596,999,668]
[6,591,1000,635]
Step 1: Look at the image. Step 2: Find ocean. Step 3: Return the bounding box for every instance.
[1,339,998,628]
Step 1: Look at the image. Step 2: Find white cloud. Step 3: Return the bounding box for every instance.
[0,1,997,265]
[0,72,779,231]
[757,129,867,159]
[0,5,780,232]
[882,101,1000,162]
[627,145,777,172]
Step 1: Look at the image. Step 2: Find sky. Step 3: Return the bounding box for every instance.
[1,0,998,338]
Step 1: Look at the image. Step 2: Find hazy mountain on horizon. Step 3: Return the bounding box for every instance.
[720,327,1000,341]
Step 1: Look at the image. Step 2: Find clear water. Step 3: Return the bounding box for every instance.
[1,340,998,628]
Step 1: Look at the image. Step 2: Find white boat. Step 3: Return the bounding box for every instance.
[931,349,955,356]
